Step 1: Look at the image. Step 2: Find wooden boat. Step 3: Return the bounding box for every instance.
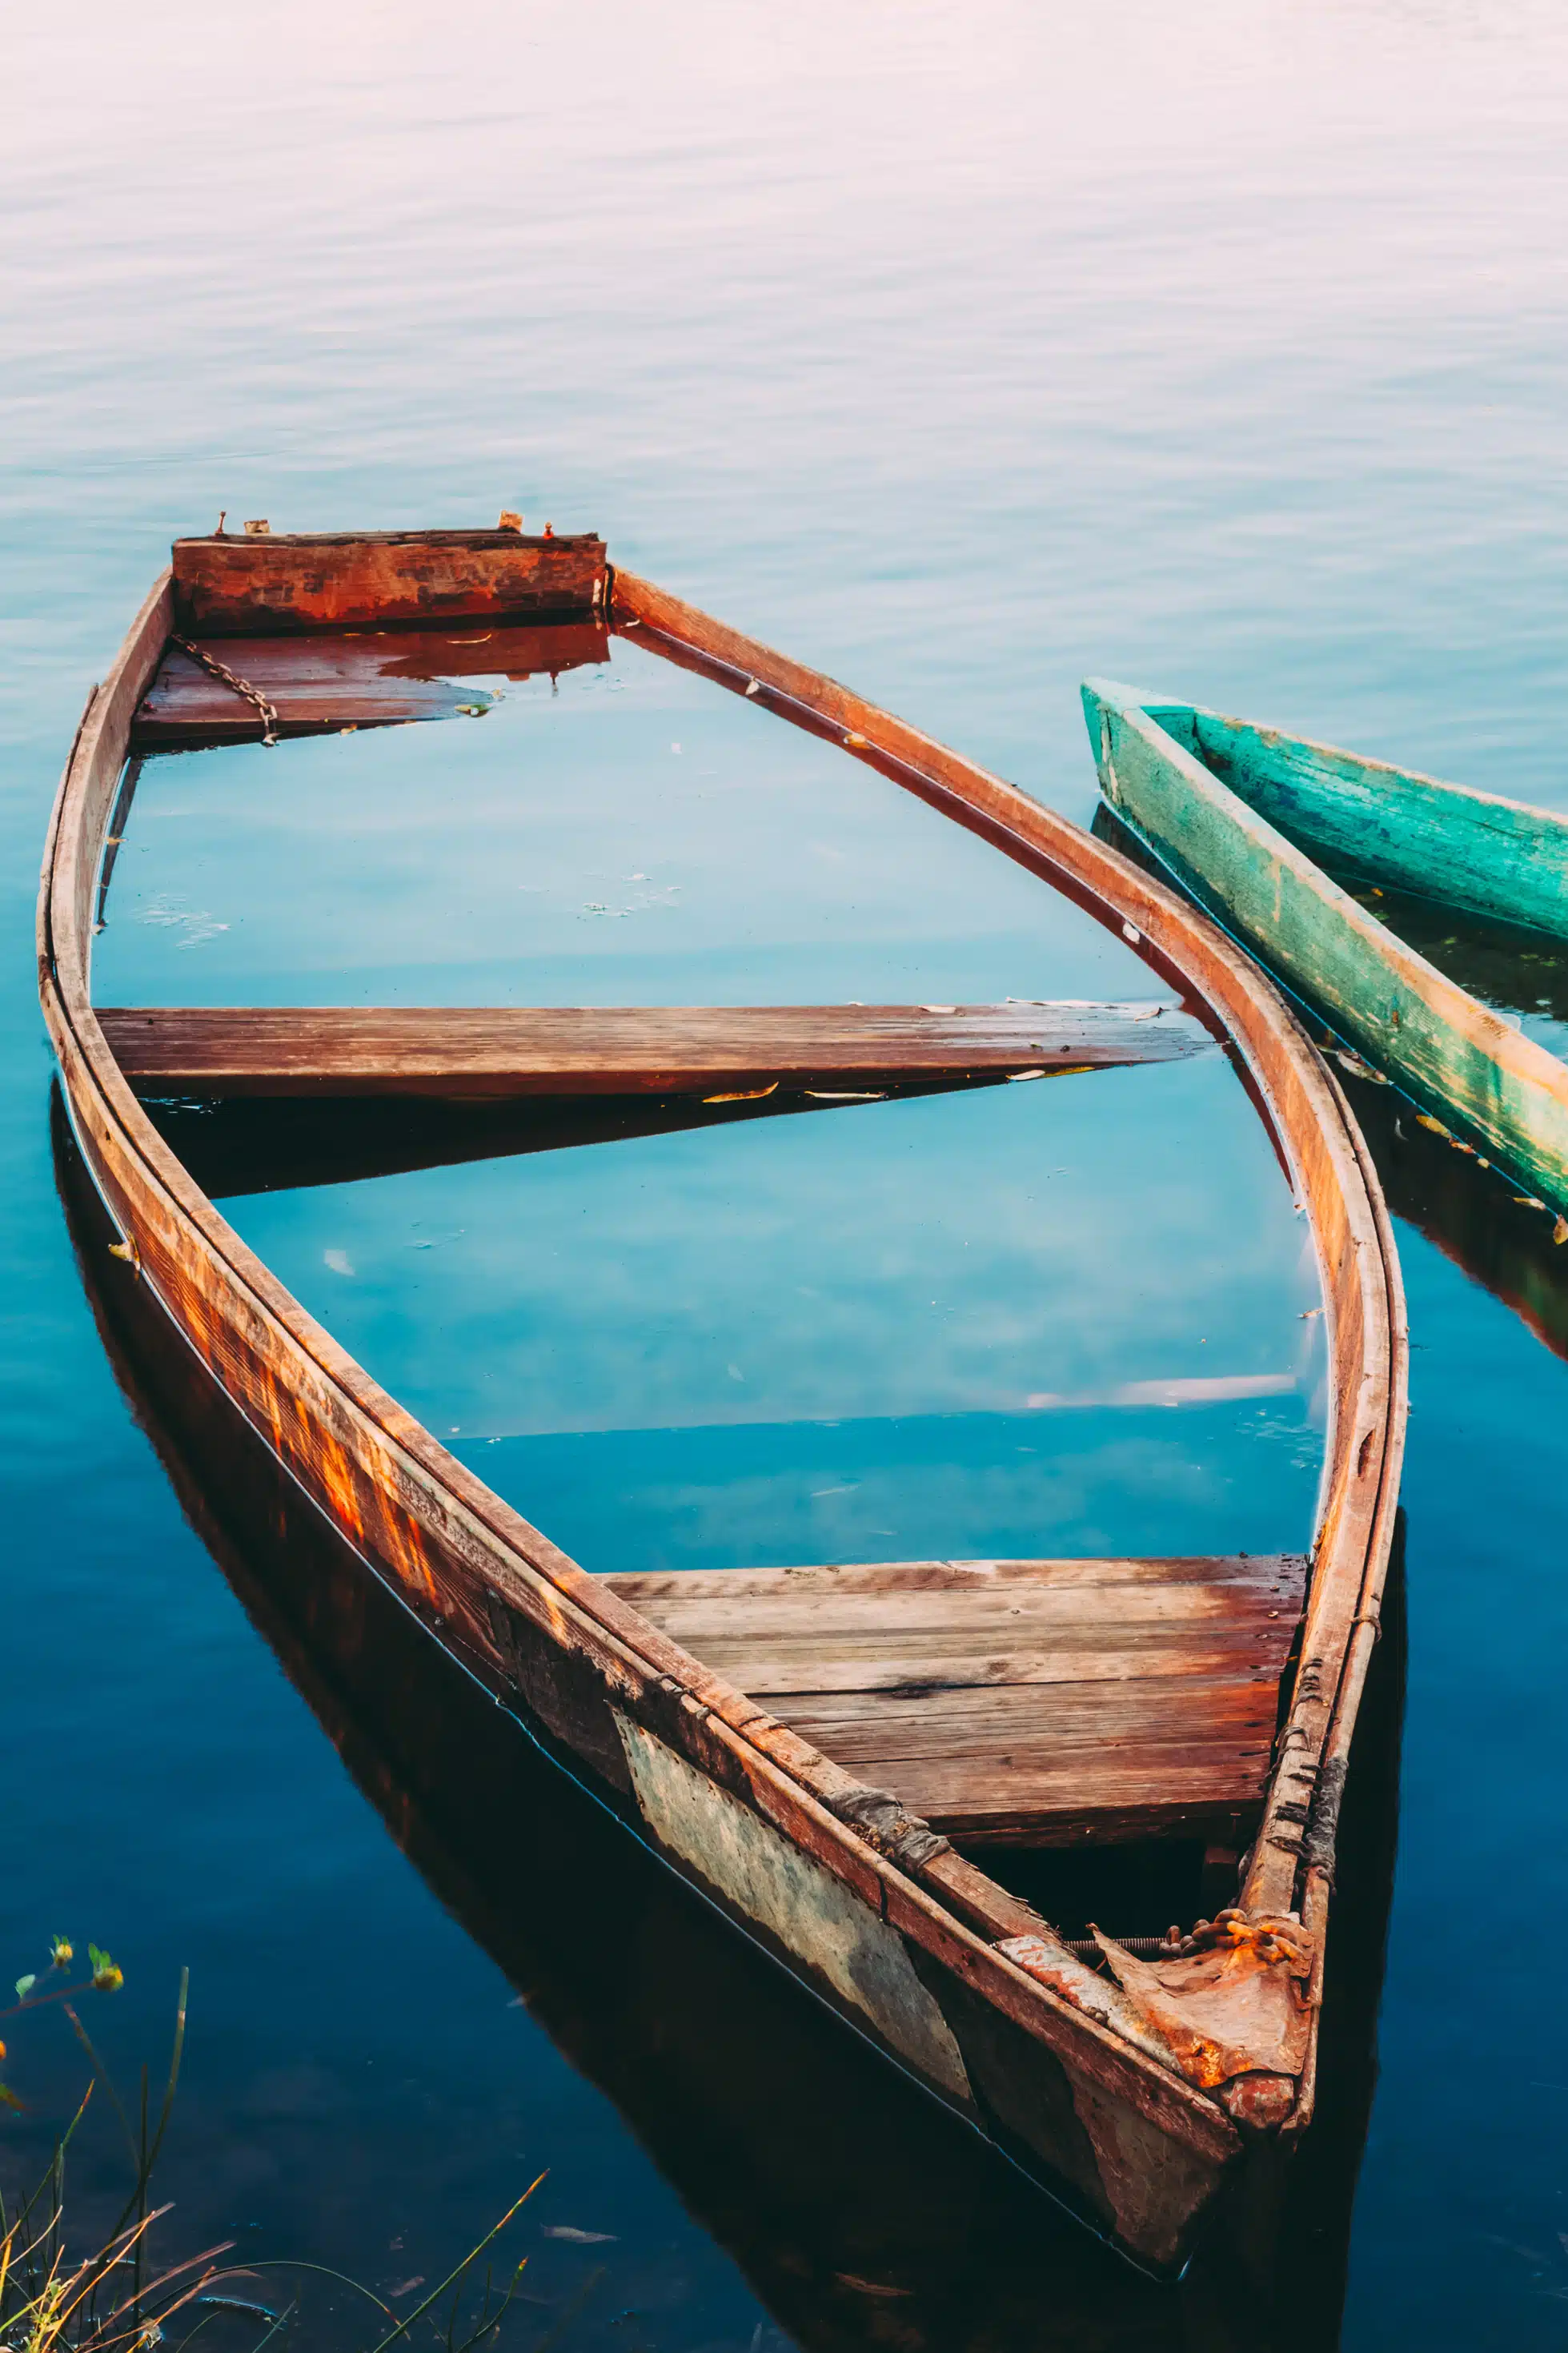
[53,1089,1408,2350]
[38,525,1406,2269]
[1082,680,1568,1215]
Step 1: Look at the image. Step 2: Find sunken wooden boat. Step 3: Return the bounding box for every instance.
[38,526,1407,2269]
[1083,680,1568,1216]
[52,1088,1408,2351]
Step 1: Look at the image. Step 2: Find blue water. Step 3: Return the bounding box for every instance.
[7,2,1568,2342]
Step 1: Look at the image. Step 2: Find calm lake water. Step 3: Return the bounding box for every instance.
[6,3,1568,2344]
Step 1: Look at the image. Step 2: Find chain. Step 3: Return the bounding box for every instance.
[172,634,280,746]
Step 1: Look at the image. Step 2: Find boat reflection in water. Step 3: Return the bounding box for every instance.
[54,1092,1404,2352]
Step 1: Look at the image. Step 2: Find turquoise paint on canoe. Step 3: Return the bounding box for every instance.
[1081,680,1568,1215]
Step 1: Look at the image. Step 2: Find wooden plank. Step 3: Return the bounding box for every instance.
[131,621,611,748]
[148,1085,913,1201]
[170,527,608,636]
[613,1554,1302,1599]
[1085,678,1568,1216]
[97,999,1217,1099]
[603,1555,1307,1848]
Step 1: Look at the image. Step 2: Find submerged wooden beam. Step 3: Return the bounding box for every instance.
[98,1000,1217,1099]
[171,527,608,636]
[604,1555,1309,1849]
[132,620,611,749]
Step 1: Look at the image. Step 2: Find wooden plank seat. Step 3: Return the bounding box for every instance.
[96,999,1217,1099]
[130,621,612,748]
[601,1554,1309,1848]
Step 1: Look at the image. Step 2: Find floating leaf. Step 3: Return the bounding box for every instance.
[541,2226,616,2243]
[1415,1114,1450,1137]
[1554,1218,1568,1247]
[14,1974,34,1999]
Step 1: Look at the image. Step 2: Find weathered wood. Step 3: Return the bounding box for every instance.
[170,528,608,636]
[131,621,610,747]
[604,1556,1306,1846]
[1084,679,1568,1217]
[36,536,1406,2264]
[1171,701,1568,938]
[98,1000,1214,1099]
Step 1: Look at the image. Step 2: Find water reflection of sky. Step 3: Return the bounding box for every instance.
[10,0,1568,2343]
[105,634,1323,1560]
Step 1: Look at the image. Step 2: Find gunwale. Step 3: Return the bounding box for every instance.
[38,550,1406,2265]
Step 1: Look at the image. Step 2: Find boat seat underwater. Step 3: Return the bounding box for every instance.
[42,525,1406,2268]
[606,1553,1309,1849]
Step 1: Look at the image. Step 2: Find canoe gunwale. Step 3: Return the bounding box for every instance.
[38,556,1405,2263]
[1087,683,1568,1199]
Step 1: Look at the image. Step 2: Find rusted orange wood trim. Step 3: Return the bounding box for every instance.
[170,528,608,636]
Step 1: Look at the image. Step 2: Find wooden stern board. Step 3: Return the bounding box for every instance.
[96,1000,1217,1099]
[602,1556,1309,1848]
[171,528,608,636]
[132,621,611,748]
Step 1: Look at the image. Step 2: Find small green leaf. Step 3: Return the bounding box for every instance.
[14,1974,34,1999]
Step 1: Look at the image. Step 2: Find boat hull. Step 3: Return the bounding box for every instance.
[1083,681,1568,1212]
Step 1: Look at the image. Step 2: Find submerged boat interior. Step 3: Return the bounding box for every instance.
[90,539,1329,1939]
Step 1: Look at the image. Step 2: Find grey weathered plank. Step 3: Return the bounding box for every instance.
[98,1000,1216,1098]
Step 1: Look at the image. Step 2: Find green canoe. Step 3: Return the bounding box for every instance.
[1081,679,1568,1215]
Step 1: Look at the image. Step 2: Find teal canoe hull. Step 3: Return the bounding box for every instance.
[1081,681,1568,1215]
